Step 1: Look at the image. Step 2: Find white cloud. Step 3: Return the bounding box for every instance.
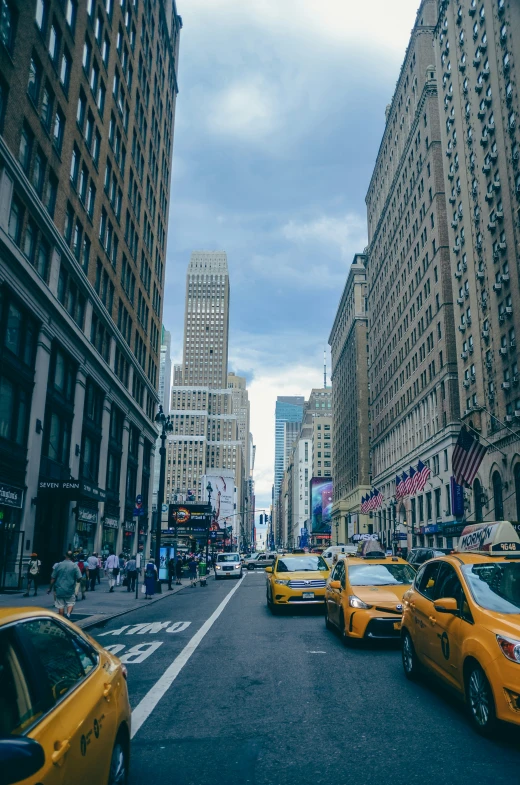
[247,363,323,508]
[208,78,277,140]
[282,212,367,261]
[182,0,420,57]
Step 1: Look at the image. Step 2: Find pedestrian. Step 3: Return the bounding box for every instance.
[167,556,176,590]
[23,552,41,597]
[117,552,125,586]
[125,555,137,592]
[76,554,87,600]
[96,552,102,583]
[87,552,99,591]
[143,559,157,599]
[47,551,81,618]
[175,555,183,585]
[188,555,198,588]
[105,550,119,592]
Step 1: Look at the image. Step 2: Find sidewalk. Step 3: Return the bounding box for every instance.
[0,574,203,630]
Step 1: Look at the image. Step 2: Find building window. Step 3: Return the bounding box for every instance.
[52,106,65,154]
[18,123,33,174]
[27,55,42,104]
[48,21,61,66]
[0,0,16,54]
[8,195,23,245]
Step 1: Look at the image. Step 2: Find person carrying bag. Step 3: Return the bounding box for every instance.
[23,553,41,597]
[105,551,119,592]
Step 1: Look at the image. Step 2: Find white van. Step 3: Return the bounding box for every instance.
[322,544,358,565]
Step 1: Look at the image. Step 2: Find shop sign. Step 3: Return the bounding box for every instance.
[392,532,408,540]
[124,521,136,532]
[0,482,24,509]
[38,479,106,501]
[104,517,119,529]
[420,524,440,535]
[77,506,98,524]
[443,521,466,537]
[352,533,379,541]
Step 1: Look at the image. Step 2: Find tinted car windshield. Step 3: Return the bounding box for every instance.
[217,554,239,563]
[462,562,520,614]
[348,564,416,586]
[276,556,328,572]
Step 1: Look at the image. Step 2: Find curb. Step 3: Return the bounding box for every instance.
[77,577,215,631]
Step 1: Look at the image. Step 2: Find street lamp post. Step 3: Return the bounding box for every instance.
[154,405,173,592]
[206,482,213,568]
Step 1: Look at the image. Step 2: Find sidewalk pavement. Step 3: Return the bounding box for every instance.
[0,574,207,630]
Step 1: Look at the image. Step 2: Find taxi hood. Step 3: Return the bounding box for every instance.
[275,569,329,580]
[354,585,409,604]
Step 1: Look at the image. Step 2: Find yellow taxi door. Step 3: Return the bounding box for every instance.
[0,624,67,785]
[426,562,466,690]
[18,617,119,784]
[408,561,443,664]
[327,562,344,626]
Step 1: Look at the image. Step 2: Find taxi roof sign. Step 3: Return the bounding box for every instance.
[457,521,520,555]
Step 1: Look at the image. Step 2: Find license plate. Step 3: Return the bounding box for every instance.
[393,622,401,630]
[302,592,314,599]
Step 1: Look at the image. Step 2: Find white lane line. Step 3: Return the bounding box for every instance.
[130,572,247,738]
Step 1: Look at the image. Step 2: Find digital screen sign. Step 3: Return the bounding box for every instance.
[168,504,211,528]
[310,478,333,534]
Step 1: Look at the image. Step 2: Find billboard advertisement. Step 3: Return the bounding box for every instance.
[310,477,333,534]
[202,473,235,530]
[168,504,211,531]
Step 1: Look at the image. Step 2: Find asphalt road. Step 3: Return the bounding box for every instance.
[92,571,520,785]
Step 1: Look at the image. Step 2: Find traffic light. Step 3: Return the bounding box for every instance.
[259,514,264,525]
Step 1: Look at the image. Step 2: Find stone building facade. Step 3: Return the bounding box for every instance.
[0,0,181,583]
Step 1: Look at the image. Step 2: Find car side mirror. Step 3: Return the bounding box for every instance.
[329,580,341,590]
[0,737,45,784]
[434,597,459,614]
[265,566,273,573]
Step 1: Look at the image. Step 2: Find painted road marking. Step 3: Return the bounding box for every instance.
[98,621,191,636]
[104,642,163,663]
[131,572,247,738]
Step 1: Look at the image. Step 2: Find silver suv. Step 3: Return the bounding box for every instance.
[245,552,276,570]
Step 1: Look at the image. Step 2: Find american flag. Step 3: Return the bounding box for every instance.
[415,459,431,492]
[452,426,488,488]
[395,475,402,499]
[400,471,409,497]
[372,488,382,509]
[408,466,417,495]
[360,495,367,513]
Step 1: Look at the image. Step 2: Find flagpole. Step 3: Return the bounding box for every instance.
[478,406,520,440]
[458,418,507,458]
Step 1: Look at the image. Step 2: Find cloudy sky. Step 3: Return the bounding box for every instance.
[163,0,421,512]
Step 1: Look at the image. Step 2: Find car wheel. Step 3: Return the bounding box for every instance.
[108,734,128,785]
[466,662,497,736]
[401,629,420,680]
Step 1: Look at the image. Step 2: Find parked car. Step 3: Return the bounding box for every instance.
[244,552,277,570]
[407,547,449,567]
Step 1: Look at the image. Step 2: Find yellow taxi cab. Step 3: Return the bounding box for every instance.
[324,540,416,643]
[0,607,131,785]
[401,521,520,735]
[265,551,330,612]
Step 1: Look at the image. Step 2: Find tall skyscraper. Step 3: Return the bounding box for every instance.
[434,0,520,523]
[0,0,181,580]
[365,0,463,551]
[165,253,244,511]
[274,396,305,501]
[181,251,230,388]
[329,255,370,543]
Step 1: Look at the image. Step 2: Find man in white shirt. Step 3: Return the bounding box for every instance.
[105,550,119,592]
